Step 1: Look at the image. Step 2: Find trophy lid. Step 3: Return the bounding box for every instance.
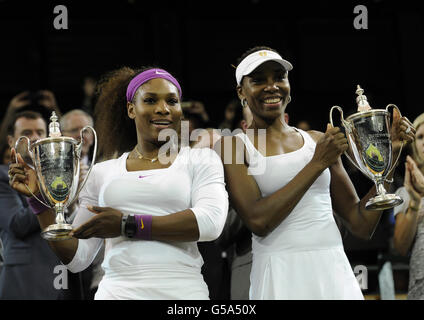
[356,85,372,112]
[31,111,77,148]
[49,111,62,138]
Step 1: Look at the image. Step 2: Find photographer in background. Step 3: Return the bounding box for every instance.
[0,90,62,159]
[0,110,65,299]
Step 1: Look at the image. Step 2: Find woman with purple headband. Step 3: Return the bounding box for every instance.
[8,66,228,299]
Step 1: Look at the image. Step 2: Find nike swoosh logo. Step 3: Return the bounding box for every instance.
[138,175,150,179]
[155,70,168,75]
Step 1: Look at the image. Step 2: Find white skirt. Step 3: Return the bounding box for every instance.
[250,246,364,300]
[94,265,209,300]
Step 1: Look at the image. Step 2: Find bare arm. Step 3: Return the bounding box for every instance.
[214,125,348,237]
[72,148,228,243]
[393,207,420,256]
[328,156,383,239]
[10,163,200,262]
[71,206,201,242]
[153,210,200,241]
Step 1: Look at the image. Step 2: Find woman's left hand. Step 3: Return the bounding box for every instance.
[70,206,123,239]
[391,108,415,154]
[406,155,424,196]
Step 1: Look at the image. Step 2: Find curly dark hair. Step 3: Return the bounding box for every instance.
[93,66,158,160]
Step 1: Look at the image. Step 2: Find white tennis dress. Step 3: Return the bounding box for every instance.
[65,147,228,299]
[236,128,363,300]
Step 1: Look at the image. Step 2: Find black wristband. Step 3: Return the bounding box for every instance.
[125,214,136,238]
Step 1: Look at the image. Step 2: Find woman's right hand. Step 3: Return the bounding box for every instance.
[311,123,348,170]
[8,148,40,197]
[7,91,30,110]
[405,155,424,206]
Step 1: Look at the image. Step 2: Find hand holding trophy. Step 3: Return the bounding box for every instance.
[330,86,413,210]
[14,111,97,240]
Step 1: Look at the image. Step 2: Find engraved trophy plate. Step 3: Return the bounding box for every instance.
[330,86,403,210]
[15,112,97,240]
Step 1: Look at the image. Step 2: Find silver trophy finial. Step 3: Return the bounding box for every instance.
[50,111,58,122]
[356,85,371,112]
[49,111,62,138]
[356,85,364,96]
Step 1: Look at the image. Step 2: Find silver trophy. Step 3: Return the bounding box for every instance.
[15,112,97,240]
[330,85,403,210]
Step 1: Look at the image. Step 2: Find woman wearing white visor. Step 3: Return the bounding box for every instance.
[215,46,415,299]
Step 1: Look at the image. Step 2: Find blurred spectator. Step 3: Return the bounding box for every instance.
[182,100,210,127]
[296,119,311,131]
[217,102,253,300]
[182,100,220,149]
[219,99,239,130]
[182,100,230,299]
[60,109,103,300]
[0,111,66,299]
[230,100,250,131]
[0,130,9,276]
[393,113,424,299]
[1,144,11,165]
[0,240,3,275]
[0,90,62,160]
[60,109,95,165]
[218,207,252,300]
[81,77,97,114]
[2,90,61,123]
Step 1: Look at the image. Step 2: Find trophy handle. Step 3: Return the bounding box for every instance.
[329,105,351,131]
[384,104,404,180]
[14,136,52,208]
[329,105,364,173]
[74,125,98,197]
[14,136,34,168]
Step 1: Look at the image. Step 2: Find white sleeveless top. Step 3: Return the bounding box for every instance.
[236,128,343,253]
[236,128,363,300]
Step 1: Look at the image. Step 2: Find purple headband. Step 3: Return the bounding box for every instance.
[126,68,182,102]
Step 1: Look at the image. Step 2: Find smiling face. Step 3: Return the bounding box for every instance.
[8,116,47,148]
[62,113,94,156]
[127,77,182,144]
[237,61,290,121]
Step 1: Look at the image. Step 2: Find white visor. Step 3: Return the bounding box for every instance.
[235,50,293,85]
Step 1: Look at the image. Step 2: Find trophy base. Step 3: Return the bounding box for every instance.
[41,224,73,241]
[365,194,403,210]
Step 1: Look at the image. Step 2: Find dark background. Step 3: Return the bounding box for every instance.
[0,0,423,129]
[1,0,422,297]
